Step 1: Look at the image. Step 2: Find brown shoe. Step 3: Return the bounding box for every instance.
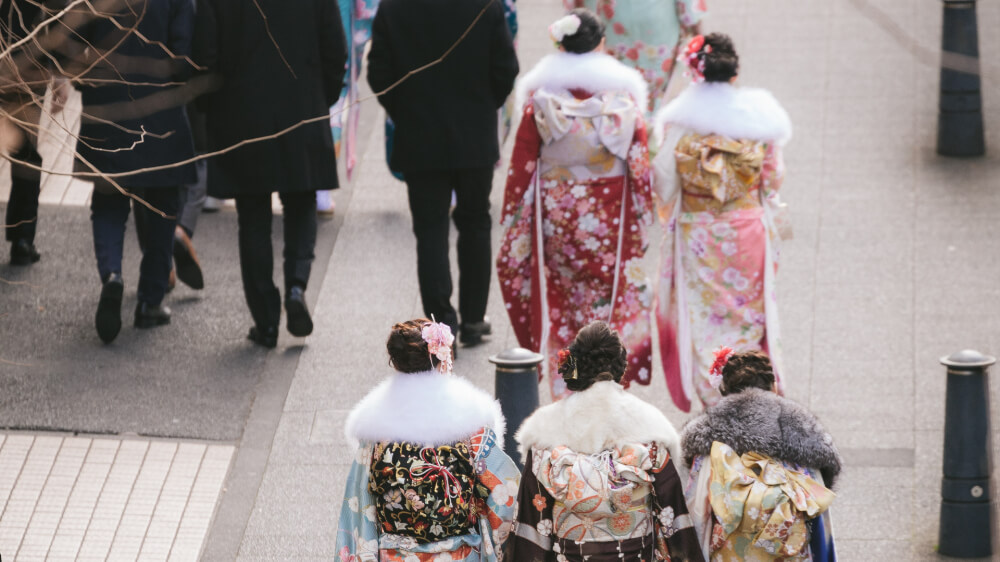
[173,227,204,290]
[167,268,176,292]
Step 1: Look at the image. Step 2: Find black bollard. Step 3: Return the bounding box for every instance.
[489,347,543,470]
[938,349,995,558]
[937,0,985,157]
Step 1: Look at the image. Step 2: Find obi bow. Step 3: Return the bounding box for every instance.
[708,441,835,557]
[674,134,765,203]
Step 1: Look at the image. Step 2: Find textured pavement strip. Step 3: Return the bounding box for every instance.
[0,432,233,561]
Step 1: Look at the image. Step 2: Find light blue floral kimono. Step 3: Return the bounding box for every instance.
[336,427,520,561]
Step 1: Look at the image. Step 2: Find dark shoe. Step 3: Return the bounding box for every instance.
[248,325,278,348]
[10,239,40,266]
[285,286,313,337]
[173,228,204,290]
[460,317,492,346]
[134,302,171,329]
[95,273,124,343]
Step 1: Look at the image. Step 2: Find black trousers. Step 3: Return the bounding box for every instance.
[405,167,493,334]
[91,186,179,306]
[5,142,42,244]
[235,191,317,330]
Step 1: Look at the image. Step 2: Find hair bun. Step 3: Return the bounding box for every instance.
[562,321,626,392]
[554,8,605,55]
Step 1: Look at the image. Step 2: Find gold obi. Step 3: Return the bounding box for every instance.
[675,134,766,213]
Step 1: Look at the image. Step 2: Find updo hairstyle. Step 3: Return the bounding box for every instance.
[386,318,438,374]
[559,9,605,54]
[719,351,775,396]
[700,33,739,83]
[557,321,627,392]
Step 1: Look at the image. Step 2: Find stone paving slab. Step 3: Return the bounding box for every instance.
[0,432,233,561]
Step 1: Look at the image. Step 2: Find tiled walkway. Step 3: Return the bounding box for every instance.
[0,433,233,561]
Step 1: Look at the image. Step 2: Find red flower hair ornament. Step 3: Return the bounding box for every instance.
[557,348,578,380]
[679,34,711,82]
[709,346,733,389]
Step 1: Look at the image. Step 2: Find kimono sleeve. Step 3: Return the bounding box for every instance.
[335,444,381,562]
[627,116,655,235]
[760,143,785,200]
[652,449,706,562]
[675,0,707,31]
[500,102,542,226]
[471,427,521,560]
[502,450,556,562]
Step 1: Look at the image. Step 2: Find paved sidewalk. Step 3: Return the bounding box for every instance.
[222,0,1000,560]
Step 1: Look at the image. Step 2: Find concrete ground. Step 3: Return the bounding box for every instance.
[2,0,999,560]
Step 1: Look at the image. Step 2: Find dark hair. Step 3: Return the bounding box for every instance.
[719,351,775,396]
[558,9,605,54]
[557,321,627,392]
[701,33,739,83]
[386,318,438,374]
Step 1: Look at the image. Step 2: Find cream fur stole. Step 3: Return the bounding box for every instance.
[345,371,506,449]
[515,51,649,111]
[653,81,792,146]
[515,381,681,464]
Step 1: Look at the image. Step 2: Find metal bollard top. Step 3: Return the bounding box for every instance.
[940,349,996,370]
[489,347,544,368]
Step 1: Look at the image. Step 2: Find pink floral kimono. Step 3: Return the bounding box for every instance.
[652,81,792,411]
[497,52,654,400]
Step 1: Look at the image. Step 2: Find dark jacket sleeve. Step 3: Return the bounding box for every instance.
[318,0,347,106]
[488,0,518,107]
[168,0,196,80]
[502,450,555,562]
[366,4,396,117]
[652,459,706,562]
[192,0,218,70]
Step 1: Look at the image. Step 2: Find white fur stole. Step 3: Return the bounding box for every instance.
[515,381,681,465]
[653,82,792,146]
[345,371,505,449]
[515,51,649,111]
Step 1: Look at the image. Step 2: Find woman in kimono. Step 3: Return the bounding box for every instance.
[565,0,706,111]
[503,321,704,561]
[497,10,655,400]
[336,319,520,561]
[680,350,841,560]
[652,33,792,412]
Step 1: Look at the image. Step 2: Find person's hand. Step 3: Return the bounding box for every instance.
[51,78,70,114]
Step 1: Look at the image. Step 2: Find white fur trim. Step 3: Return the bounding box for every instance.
[653,82,792,146]
[345,371,506,449]
[515,381,681,464]
[515,51,649,111]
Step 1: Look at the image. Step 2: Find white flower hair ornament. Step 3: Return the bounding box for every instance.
[549,14,581,44]
[421,321,454,374]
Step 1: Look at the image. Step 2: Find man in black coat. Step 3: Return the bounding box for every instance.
[194,0,346,348]
[71,0,198,343]
[367,0,518,343]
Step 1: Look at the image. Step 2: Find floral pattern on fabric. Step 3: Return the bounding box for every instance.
[369,441,482,541]
[330,0,379,179]
[503,448,704,561]
[336,428,520,562]
[707,442,835,561]
[565,0,706,110]
[655,129,786,412]
[497,91,654,400]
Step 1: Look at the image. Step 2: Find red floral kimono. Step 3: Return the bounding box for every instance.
[497,66,654,399]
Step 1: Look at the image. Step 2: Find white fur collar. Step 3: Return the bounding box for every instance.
[345,371,505,449]
[515,51,649,111]
[654,82,792,146]
[515,382,681,462]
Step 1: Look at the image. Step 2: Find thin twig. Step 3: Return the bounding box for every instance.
[252,0,295,79]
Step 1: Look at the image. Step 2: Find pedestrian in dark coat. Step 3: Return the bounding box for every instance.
[193,0,346,348]
[71,0,198,343]
[367,0,518,343]
[1,0,71,266]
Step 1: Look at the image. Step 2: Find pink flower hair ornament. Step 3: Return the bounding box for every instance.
[709,346,733,389]
[421,321,455,374]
